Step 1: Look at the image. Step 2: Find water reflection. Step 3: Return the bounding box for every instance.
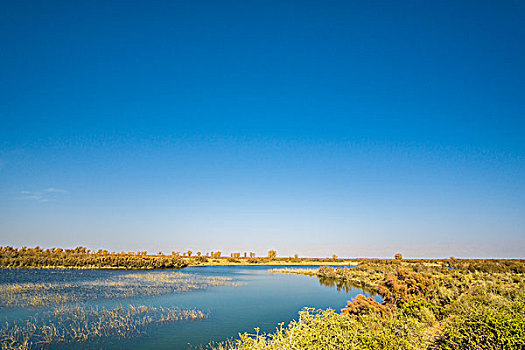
[317,277,378,297]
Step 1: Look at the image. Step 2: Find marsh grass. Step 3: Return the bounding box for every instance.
[0,270,237,349]
[0,272,237,308]
[269,268,318,276]
[0,304,206,349]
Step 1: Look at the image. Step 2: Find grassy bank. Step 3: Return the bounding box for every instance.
[213,259,525,350]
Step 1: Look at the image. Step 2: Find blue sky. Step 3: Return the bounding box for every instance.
[1,0,524,258]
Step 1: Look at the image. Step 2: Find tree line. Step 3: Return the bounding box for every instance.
[0,246,186,269]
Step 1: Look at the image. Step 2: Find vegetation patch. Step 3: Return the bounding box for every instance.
[0,271,237,308]
[215,259,525,350]
[1,304,206,349]
[0,246,186,270]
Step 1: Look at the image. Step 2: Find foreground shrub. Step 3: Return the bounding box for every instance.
[216,308,425,350]
[378,269,436,306]
[342,294,392,319]
[430,290,525,349]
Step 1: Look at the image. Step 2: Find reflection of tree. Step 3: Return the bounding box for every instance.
[317,276,378,296]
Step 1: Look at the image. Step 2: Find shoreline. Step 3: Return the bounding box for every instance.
[0,260,358,270]
[4,257,523,270]
[186,260,359,267]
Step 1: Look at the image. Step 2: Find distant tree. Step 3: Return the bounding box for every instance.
[196,252,201,257]
[294,254,299,259]
[268,250,277,259]
[394,253,403,260]
[74,246,87,254]
[244,252,247,258]
[187,250,192,257]
[250,252,256,258]
[332,254,338,260]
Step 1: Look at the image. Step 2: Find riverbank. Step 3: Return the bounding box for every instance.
[211,259,525,350]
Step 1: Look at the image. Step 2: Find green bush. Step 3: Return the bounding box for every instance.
[216,308,425,350]
[430,291,525,349]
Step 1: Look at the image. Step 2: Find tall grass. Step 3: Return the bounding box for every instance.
[1,304,206,349]
[0,270,239,349]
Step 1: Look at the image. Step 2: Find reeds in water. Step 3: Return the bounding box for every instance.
[0,304,206,349]
[269,268,318,276]
[0,271,237,308]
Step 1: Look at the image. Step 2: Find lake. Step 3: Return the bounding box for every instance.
[0,266,380,349]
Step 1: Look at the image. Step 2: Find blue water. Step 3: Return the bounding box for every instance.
[0,266,379,349]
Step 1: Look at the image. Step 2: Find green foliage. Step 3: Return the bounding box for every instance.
[431,290,525,349]
[217,308,424,350]
[399,297,447,323]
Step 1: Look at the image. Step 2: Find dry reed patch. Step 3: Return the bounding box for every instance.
[0,304,206,349]
[0,271,238,308]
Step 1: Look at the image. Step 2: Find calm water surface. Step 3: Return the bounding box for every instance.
[1,266,379,349]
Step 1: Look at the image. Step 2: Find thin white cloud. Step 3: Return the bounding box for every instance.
[19,188,67,202]
[44,188,67,194]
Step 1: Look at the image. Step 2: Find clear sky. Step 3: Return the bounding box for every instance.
[1,0,524,258]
